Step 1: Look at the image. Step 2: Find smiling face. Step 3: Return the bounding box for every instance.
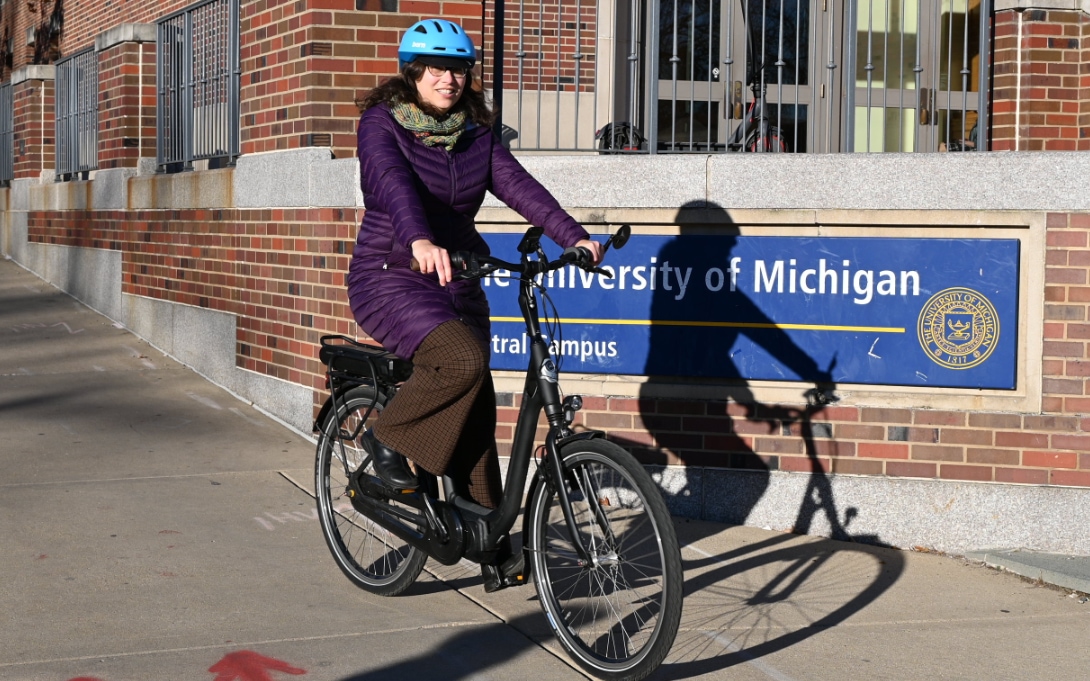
[414,63,467,114]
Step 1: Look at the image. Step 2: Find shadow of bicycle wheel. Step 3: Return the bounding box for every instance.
[656,520,905,679]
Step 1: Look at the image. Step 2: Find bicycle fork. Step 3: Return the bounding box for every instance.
[502,332,614,568]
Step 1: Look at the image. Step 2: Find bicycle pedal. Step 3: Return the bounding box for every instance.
[482,553,528,593]
[482,569,527,593]
[500,551,525,577]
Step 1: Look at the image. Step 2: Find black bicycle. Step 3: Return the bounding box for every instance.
[313,225,683,681]
[727,60,788,153]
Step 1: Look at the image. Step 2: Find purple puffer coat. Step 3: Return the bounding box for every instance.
[347,104,589,360]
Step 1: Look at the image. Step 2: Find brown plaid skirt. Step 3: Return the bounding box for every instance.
[373,319,502,508]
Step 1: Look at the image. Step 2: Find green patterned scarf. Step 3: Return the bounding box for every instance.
[391,102,466,151]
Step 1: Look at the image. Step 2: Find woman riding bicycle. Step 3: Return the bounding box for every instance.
[347,19,601,545]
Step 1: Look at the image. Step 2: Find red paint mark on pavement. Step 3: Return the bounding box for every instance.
[209,651,306,681]
[67,677,106,681]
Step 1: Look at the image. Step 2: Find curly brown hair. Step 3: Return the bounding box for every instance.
[356,62,495,128]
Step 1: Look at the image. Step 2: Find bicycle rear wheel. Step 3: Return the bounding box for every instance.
[745,127,788,152]
[315,386,427,596]
[526,440,683,681]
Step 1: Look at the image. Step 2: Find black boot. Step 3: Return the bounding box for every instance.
[481,535,527,593]
[361,430,418,490]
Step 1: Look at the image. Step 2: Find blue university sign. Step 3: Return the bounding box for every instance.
[482,234,1019,390]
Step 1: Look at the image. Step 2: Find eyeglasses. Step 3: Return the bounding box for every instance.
[425,64,469,78]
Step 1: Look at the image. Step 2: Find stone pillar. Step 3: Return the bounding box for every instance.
[94,24,158,173]
[11,65,56,181]
[991,1,1090,151]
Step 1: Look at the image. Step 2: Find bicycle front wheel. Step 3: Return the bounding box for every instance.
[526,439,683,681]
[315,386,427,596]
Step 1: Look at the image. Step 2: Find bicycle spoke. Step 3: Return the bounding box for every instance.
[316,388,426,595]
[530,443,681,679]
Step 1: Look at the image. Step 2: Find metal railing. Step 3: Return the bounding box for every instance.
[157,0,240,172]
[55,49,99,180]
[0,82,12,184]
[496,0,991,153]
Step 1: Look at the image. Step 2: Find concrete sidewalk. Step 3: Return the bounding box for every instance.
[1,255,1088,681]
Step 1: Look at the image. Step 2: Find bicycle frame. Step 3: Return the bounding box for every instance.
[321,228,627,570]
[728,80,784,152]
[484,248,603,563]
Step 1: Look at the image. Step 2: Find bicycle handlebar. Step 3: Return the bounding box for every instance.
[446,245,599,282]
[410,225,630,282]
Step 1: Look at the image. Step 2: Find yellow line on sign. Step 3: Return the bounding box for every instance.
[490,317,906,334]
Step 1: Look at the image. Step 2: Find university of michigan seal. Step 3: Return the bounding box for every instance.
[917,287,999,369]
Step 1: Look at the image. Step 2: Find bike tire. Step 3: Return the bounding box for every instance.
[745,127,788,152]
[526,440,683,681]
[315,386,427,596]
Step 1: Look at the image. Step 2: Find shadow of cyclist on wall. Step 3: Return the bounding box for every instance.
[619,200,836,527]
[606,200,905,678]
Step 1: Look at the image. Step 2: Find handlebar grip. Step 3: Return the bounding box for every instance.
[560,246,592,266]
[410,253,469,273]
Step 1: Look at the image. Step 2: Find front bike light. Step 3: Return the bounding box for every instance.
[562,395,583,426]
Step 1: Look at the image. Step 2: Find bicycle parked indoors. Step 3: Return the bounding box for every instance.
[726,61,789,153]
[313,225,683,681]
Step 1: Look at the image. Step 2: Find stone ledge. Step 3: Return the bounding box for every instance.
[95,23,158,52]
[965,549,1090,593]
[11,64,55,85]
[129,167,233,209]
[661,467,1090,556]
[507,151,1090,213]
[994,0,1090,13]
[235,147,358,208]
[92,168,137,210]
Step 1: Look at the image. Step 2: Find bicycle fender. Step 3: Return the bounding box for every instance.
[520,470,544,584]
[312,385,386,433]
[313,397,335,434]
[520,430,606,577]
[555,429,605,449]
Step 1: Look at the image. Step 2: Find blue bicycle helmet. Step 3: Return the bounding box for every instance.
[398,19,476,69]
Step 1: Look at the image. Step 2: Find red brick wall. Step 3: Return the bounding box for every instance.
[24,206,1090,489]
[483,1,599,93]
[0,0,193,82]
[44,0,194,55]
[12,76,54,180]
[97,42,157,169]
[239,1,484,160]
[5,2,1090,160]
[991,9,1090,151]
[1084,8,1090,146]
[6,3,1090,488]
[27,206,359,400]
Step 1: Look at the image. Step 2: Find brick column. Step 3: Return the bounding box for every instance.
[11,65,55,180]
[991,2,1090,151]
[95,24,158,171]
[238,1,483,160]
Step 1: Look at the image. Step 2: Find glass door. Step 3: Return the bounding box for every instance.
[725,0,819,152]
[653,0,824,152]
[655,0,728,150]
[850,0,983,152]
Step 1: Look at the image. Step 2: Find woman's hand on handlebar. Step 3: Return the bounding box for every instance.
[573,238,604,265]
[411,239,453,286]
